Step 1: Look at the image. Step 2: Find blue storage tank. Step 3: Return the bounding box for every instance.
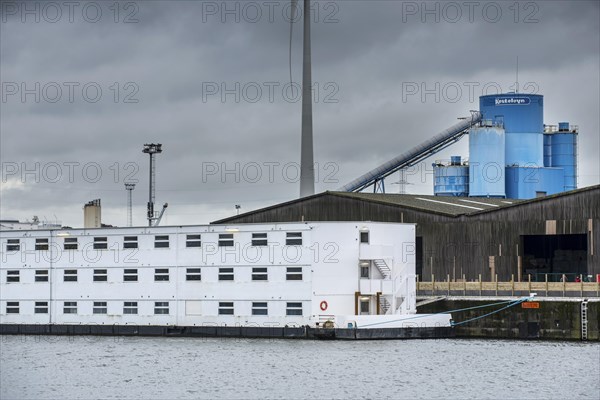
[505,167,564,199]
[479,94,544,167]
[434,157,469,197]
[550,123,578,191]
[543,133,552,167]
[468,126,506,197]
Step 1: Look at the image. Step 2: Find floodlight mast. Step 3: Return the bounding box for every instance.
[125,183,136,227]
[142,143,163,227]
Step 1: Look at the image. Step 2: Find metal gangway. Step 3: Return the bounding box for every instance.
[339,111,482,193]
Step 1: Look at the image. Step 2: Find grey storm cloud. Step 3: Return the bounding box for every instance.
[1,0,599,228]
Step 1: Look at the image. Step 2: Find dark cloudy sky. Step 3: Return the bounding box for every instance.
[1,0,599,228]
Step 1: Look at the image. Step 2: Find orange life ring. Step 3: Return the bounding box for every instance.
[320,301,328,311]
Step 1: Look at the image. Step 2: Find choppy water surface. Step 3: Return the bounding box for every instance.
[1,336,598,399]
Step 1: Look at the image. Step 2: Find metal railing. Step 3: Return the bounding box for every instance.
[416,274,600,297]
[530,273,591,283]
[544,124,579,133]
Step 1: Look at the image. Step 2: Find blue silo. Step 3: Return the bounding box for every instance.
[433,156,469,197]
[550,122,578,191]
[479,94,544,167]
[543,132,552,167]
[468,124,506,197]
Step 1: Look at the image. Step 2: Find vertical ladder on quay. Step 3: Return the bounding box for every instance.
[581,299,588,341]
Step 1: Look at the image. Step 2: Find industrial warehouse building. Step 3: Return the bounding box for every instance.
[214,185,600,282]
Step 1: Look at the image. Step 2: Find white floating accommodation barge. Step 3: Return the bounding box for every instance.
[0,222,452,339]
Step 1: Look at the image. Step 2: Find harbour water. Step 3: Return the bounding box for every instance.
[1,336,598,399]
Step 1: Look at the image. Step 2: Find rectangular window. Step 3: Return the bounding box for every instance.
[93,269,108,282]
[154,268,169,281]
[218,267,234,281]
[123,236,138,249]
[286,267,303,281]
[64,237,78,250]
[6,239,20,251]
[63,301,77,314]
[123,302,138,314]
[251,233,268,246]
[35,301,49,314]
[251,267,268,281]
[186,268,202,281]
[252,302,268,316]
[6,302,19,314]
[360,299,370,314]
[286,232,302,246]
[218,302,234,315]
[154,235,169,248]
[360,231,369,244]
[35,238,49,250]
[186,234,201,248]
[93,301,107,314]
[6,270,20,283]
[35,269,49,282]
[154,302,169,314]
[360,265,370,279]
[286,302,303,316]
[123,269,138,282]
[93,237,108,250]
[218,233,234,247]
[64,269,77,282]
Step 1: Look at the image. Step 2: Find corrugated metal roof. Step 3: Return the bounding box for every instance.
[212,185,599,224]
[328,192,518,217]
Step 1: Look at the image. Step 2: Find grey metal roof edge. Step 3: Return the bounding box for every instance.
[213,190,496,223]
[327,192,463,217]
[466,184,600,217]
[211,184,599,224]
[210,191,330,224]
[212,190,461,223]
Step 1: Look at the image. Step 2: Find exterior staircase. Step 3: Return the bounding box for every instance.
[380,297,391,315]
[373,259,391,279]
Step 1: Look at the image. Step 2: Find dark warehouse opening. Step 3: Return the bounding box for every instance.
[522,234,588,281]
[416,237,423,278]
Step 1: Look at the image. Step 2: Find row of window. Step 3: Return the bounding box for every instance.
[3,267,304,283]
[4,301,304,316]
[5,232,304,251]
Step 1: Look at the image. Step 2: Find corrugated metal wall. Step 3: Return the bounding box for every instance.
[214,187,600,280]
